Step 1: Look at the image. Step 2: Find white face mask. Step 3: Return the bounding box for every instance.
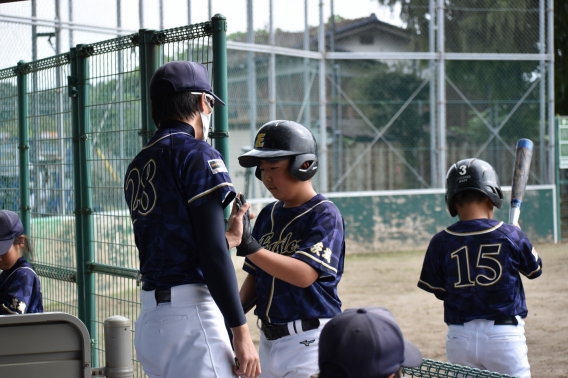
[200,110,211,141]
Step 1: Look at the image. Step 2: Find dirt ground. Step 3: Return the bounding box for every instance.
[234,243,568,377]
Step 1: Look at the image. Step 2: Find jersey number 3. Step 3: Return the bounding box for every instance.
[125,159,158,222]
[450,244,503,288]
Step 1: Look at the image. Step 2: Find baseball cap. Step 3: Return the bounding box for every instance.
[0,210,24,256]
[318,307,423,378]
[149,61,226,106]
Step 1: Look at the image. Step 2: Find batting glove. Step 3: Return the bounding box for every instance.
[235,194,262,257]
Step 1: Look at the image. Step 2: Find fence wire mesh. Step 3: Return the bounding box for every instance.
[26,58,78,316]
[85,39,142,371]
[0,69,18,213]
[402,359,516,378]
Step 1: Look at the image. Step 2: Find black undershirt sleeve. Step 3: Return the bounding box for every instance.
[188,198,247,328]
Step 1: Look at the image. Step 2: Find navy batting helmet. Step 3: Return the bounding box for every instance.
[238,120,318,181]
[445,158,503,217]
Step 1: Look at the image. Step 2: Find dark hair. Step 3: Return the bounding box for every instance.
[151,91,201,127]
[14,234,34,262]
[453,190,488,209]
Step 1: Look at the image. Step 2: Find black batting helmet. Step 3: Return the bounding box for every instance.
[445,158,503,217]
[238,120,318,181]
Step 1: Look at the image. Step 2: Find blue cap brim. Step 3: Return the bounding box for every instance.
[0,237,15,256]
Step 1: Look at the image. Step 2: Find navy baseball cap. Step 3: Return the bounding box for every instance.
[149,61,225,106]
[318,307,423,378]
[0,210,24,256]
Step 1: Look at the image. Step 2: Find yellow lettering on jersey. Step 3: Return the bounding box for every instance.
[261,232,301,255]
[17,301,26,314]
[310,242,323,256]
[255,133,265,148]
[322,248,332,264]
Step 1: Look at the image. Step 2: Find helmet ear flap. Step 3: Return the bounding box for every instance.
[289,154,318,181]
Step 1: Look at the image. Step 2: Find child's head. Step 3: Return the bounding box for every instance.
[238,120,318,204]
[0,210,32,271]
[445,159,503,219]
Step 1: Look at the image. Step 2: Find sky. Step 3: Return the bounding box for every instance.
[0,0,403,68]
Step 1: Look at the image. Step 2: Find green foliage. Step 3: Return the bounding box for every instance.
[374,0,543,144]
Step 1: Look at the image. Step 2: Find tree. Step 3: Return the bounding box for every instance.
[374,0,543,146]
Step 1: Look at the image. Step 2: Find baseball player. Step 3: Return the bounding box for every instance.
[124,61,260,378]
[236,120,346,378]
[0,210,43,315]
[417,158,543,378]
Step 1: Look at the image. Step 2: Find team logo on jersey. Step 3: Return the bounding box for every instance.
[208,159,228,174]
[299,339,315,346]
[10,298,26,314]
[310,242,332,263]
[255,133,265,148]
[259,232,300,255]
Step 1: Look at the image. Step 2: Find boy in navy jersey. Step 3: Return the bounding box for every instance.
[418,158,542,378]
[236,121,346,378]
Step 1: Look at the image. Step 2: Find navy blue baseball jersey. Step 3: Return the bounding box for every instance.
[0,257,43,314]
[243,194,345,324]
[418,218,542,324]
[124,121,236,291]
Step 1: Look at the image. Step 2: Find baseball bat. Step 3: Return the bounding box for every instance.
[509,139,533,225]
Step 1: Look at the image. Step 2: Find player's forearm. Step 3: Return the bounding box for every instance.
[189,199,247,328]
[247,249,318,288]
[239,273,256,304]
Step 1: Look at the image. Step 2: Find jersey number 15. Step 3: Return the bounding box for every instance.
[451,244,503,288]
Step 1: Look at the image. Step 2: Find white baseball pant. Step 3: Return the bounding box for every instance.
[259,319,331,378]
[446,316,530,378]
[134,284,236,378]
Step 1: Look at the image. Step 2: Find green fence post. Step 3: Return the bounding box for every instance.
[76,44,98,366]
[139,29,160,144]
[211,14,229,164]
[69,47,87,329]
[211,14,230,221]
[16,61,30,235]
[555,116,562,242]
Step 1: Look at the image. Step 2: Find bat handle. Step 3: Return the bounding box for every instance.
[509,199,522,225]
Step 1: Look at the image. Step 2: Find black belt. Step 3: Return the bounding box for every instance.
[261,319,320,341]
[450,317,518,326]
[155,288,171,304]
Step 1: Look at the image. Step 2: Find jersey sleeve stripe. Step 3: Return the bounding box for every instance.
[418,279,447,291]
[243,261,256,271]
[187,183,234,205]
[295,251,338,273]
[443,221,504,236]
[520,265,541,277]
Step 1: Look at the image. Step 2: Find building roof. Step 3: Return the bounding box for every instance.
[228,13,410,52]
